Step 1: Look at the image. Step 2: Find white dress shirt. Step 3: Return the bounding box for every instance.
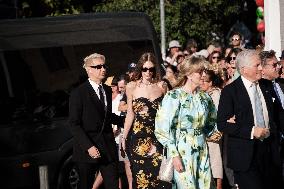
[88,78,107,106]
[241,76,269,139]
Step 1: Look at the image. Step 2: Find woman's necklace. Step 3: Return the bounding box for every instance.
[141,79,152,86]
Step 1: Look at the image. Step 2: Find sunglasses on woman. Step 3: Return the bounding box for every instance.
[229,57,236,61]
[142,67,155,72]
[231,38,240,41]
[212,56,220,60]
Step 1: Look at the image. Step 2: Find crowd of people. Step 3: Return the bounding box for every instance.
[68,31,284,189]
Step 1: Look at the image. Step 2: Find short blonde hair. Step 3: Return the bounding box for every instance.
[83,53,105,68]
[176,55,207,87]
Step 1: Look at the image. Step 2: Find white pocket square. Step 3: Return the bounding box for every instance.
[272,97,275,102]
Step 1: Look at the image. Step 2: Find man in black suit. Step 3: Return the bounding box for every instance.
[259,50,284,186]
[278,50,284,91]
[217,49,281,189]
[69,53,122,189]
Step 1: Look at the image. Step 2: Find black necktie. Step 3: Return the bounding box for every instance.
[98,85,105,107]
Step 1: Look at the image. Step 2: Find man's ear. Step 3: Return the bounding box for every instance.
[239,66,244,75]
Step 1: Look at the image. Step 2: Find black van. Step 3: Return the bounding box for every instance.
[0,12,162,189]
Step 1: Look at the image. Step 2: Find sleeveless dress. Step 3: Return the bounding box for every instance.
[127,96,168,189]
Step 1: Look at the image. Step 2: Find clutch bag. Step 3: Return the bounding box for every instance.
[158,150,174,183]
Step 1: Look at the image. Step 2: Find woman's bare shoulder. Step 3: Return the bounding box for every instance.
[126,81,137,88]
[157,80,168,94]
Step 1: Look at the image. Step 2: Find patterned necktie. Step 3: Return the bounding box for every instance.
[98,85,105,107]
[272,81,284,109]
[252,83,265,128]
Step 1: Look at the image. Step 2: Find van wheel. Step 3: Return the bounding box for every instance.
[57,156,79,189]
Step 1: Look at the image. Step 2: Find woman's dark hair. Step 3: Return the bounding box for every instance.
[204,69,224,89]
[225,48,243,63]
[136,52,161,82]
[208,51,222,63]
[111,76,118,86]
[166,64,178,74]
[162,78,173,90]
[185,38,198,54]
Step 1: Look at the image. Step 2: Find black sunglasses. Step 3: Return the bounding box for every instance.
[266,62,282,68]
[212,56,220,60]
[232,38,240,41]
[141,67,155,72]
[229,57,236,61]
[89,64,107,69]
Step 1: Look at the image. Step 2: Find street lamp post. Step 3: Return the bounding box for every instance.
[160,0,166,61]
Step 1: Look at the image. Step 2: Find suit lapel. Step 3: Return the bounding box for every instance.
[236,78,256,126]
[259,80,273,111]
[259,79,275,126]
[235,77,253,112]
[86,81,106,118]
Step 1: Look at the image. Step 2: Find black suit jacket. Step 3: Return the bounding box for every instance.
[217,77,279,171]
[68,80,123,163]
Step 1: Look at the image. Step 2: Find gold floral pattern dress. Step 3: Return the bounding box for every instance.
[127,96,168,189]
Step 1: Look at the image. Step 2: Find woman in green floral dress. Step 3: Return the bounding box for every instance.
[155,55,222,189]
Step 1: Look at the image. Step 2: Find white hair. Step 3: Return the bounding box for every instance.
[236,49,259,73]
[83,53,105,68]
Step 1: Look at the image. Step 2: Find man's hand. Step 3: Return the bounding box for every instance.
[227,115,236,123]
[253,127,270,140]
[172,156,184,173]
[88,146,101,159]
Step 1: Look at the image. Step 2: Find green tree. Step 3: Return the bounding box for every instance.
[93,0,242,48]
[19,0,243,48]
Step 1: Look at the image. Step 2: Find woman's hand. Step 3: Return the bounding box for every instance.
[147,144,157,156]
[172,156,184,173]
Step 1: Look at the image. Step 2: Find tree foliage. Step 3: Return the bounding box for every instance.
[19,0,243,48]
[93,0,243,48]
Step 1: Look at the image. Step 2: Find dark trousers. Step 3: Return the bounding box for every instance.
[234,139,282,189]
[77,161,119,189]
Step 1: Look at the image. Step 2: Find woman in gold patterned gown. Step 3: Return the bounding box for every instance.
[121,52,169,189]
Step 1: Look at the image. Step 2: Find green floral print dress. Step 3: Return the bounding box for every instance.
[155,88,218,189]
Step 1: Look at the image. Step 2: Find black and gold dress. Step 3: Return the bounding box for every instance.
[127,96,167,189]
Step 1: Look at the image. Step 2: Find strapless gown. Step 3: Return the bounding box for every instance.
[126,96,169,189]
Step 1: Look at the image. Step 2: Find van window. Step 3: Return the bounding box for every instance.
[0,40,155,125]
[0,12,162,127]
